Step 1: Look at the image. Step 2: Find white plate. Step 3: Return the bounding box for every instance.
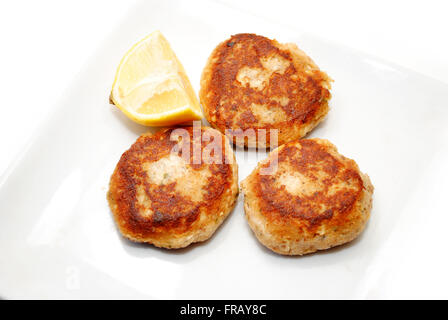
[1,0,448,299]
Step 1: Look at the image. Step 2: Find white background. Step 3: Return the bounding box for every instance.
[0,0,447,299]
[0,0,447,176]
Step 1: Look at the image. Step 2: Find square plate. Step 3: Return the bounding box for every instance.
[1,0,448,299]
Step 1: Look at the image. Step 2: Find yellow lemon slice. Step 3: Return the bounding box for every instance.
[110,31,203,126]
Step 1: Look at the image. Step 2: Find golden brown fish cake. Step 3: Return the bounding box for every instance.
[241,138,373,255]
[200,33,332,148]
[107,126,238,249]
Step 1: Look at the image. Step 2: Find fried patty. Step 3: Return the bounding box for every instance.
[200,33,332,148]
[107,126,239,249]
[241,138,373,255]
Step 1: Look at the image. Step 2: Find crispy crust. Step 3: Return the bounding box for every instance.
[241,138,373,255]
[200,33,332,148]
[107,126,238,249]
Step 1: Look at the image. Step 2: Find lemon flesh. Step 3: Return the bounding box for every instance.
[110,31,203,126]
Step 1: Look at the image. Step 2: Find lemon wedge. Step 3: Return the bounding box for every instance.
[110,31,203,126]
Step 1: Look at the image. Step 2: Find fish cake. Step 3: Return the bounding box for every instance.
[241,138,373,255]
[107,126,238,249]
[200,33,332,148]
